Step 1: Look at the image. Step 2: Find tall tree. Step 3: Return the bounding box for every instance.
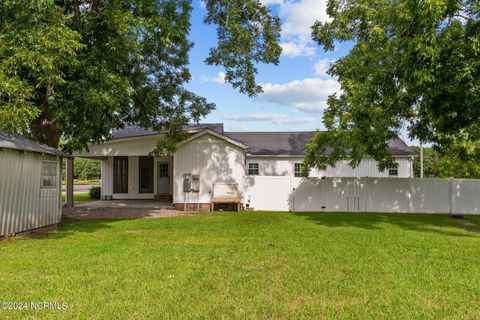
[304,0,479,173]
[0,0,281,152]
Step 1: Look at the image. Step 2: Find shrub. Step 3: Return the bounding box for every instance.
[89,186,101,200]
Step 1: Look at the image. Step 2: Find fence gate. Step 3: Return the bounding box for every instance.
[346,178,361,212]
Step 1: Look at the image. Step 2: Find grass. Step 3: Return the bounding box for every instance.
[1,212,479,319]
[60,192,91,202]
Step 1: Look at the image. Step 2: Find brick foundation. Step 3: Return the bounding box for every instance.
[154,194,173,201]
[174,203,244,211]
[174,203,212,211]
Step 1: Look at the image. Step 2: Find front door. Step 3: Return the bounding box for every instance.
[157,161,170,194]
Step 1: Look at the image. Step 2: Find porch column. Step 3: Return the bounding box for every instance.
[66,157,74,207]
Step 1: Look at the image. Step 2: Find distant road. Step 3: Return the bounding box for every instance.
[74,185,94,192]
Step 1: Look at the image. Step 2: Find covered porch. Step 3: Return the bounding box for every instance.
[64,155,174,207]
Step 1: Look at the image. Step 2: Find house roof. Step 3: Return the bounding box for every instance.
[177,129,248,150]
[107,124,416,157]
[224,131,416,156]
[0,130,69,157]
[224,132,315,156]
[111,123,224,139]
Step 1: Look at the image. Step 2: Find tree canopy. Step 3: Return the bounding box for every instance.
[0,0,281,152]
[410,146,480,179]
[304,0,479,174]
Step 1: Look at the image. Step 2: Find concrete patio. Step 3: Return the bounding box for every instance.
[63,200,192,220]
[75,199,174,209]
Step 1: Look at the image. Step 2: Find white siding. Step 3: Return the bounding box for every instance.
[173,133,245,204]
[246,157,413,178]
[0,149,62,237]
[101,157,113,196]
[74,134,165,157]
[246,157,304,176]
[112,156,153,199]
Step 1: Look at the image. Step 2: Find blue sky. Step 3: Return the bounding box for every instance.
[185,0,353,133]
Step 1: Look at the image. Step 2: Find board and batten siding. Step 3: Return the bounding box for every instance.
[173,133,245,204]
[246,157,413,178]
[76,134,165,157]
[0,149,62,237]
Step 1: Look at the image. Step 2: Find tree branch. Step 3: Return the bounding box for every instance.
[455,13,471,21]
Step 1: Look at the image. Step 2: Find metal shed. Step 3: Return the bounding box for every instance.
[0,130,69,237]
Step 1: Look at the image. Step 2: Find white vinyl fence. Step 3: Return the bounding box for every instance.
[244,176,480,214]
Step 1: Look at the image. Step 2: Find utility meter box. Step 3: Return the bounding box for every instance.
[183,174,192,192]
[191,175,200,192]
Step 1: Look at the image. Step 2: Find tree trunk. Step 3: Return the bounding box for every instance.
[92,0,99,11]
[30,85,62,148]
[73,0,81,23]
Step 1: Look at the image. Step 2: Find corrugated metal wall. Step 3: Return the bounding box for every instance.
[0,149,62,237]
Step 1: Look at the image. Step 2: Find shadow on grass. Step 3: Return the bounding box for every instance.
[46,217,117,239]
[293,212,480,238]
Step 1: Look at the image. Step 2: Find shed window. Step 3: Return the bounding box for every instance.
[139,156,153,193]
[113,157,128,193]
[294,163,304,177]
[388,168,399,176]
[41,161,57,188]
[248,163,259,175]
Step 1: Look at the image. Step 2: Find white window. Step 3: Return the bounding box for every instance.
[388,168,399,177]
[248,163,259,175]
[41,161,58,188]
[294,163,303,177]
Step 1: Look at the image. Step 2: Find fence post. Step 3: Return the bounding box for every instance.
[449,177,453,215]
[408,177,412,213]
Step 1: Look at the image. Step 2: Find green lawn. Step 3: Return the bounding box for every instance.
[1,212,479,319]
[60,191,91,202]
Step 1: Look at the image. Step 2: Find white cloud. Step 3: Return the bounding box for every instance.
[281,41,316,57]
[199,0,206,9]
[260,0,284,5]
[259,77,340,112]
[313,58,335,77]
[261,0,330,58]
[280,0,330,40]
[199,72,226,84]
[226,123,252,132]
[223,112,315,125]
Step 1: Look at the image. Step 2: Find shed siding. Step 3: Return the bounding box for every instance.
[173,133,245,204]
[0,149,61,237]
[246,157,413,178]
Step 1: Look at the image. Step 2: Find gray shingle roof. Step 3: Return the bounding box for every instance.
[224,132,315,156]
[224,132,416,156]
[112,123,224,139]
[0,130,69,157]
[108,123,415,156]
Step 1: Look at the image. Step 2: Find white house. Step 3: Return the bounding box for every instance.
[74,123,416,210]
[0,130,67,237]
